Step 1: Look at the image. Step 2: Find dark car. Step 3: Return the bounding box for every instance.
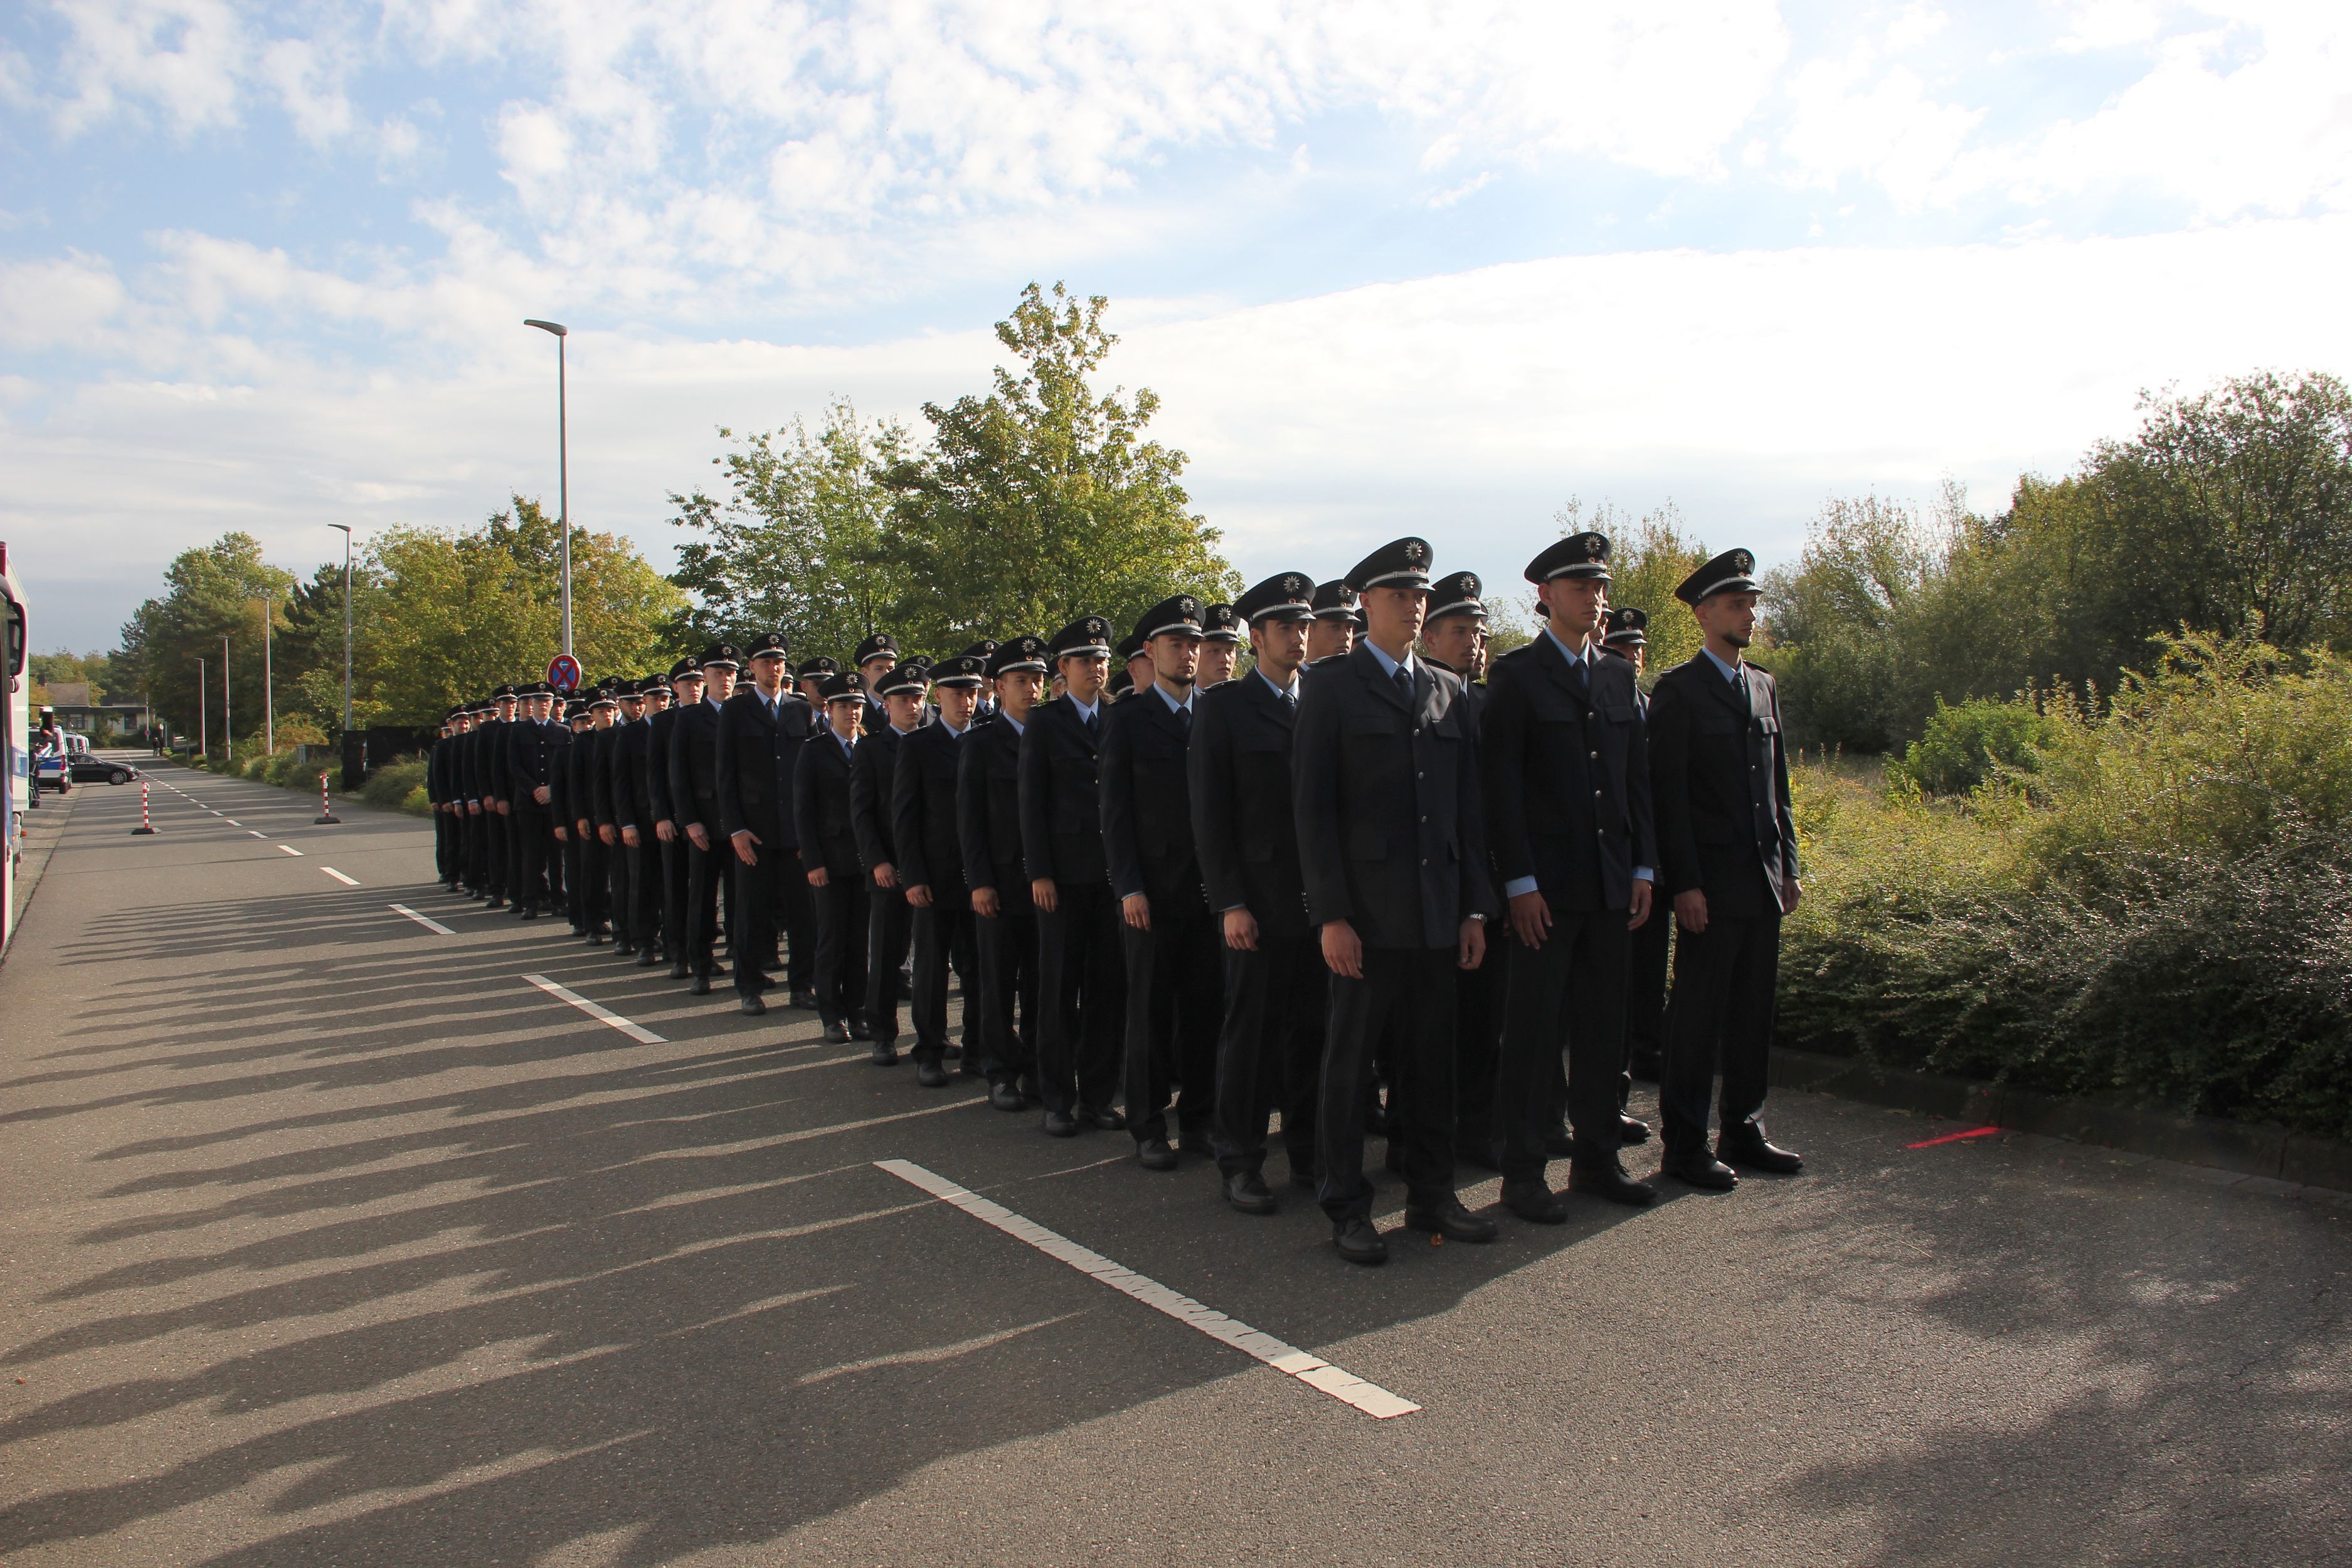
[70,755,140,786]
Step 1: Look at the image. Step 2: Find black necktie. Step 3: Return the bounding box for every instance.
[1084,708,1099,743]
[1177,704,1191,736]
[1572,655,1589,695]
[1394,665,1414,708]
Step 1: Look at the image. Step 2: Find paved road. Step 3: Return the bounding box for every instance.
[2,763,2346,1567]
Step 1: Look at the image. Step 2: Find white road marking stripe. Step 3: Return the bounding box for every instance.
[522,973,665,1045]
[389,903,455,935]
[250,830,269,839]
[277,844,304,856]
[874,1158,1421,1420]
[226,818,241,825]
[321,867,359,886]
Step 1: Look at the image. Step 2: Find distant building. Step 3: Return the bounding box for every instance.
[41,682,147,737]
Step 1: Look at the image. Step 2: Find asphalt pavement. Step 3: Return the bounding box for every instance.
[1,760,2346,1567]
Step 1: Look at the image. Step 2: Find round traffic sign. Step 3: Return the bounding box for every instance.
[548,653,582,694]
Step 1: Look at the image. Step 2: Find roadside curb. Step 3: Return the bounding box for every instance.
[7,781,83,948]
[1774,1047,2352,1196]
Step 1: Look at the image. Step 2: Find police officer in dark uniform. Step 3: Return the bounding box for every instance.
[647,656,701,977]
[1603,607,1671,1083]
[481,684,520,909]
[1193,571,1323,1213]
[1117,630,1155,711]
[1103,595,1219,1170]
[961,636,1049,1111]
[1648,549,1803,1188]
[1197,603,1241,687]
[958,640,1001,725]
[852,662,924,1063]
[796,655,839,710]
[1295,537,1499,1264]
[1022,616,1128,1137]
[613,674,670,964]
[717,632,817,1015]
[855,633,901,738]
[601,679,648,956]
[795,670,871,1044]
[505,683,561,918]
[669,645,739,993]
[1421,571,1510,1170]
[431,711,460,891]
[462,697,495,898]
[1306,581,1359,665]
[893,652,985,1086]
[552,699,591,929]
[575,683,618,941]
[1485,534,1661,1221]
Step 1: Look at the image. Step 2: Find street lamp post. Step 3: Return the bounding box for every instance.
[223,636,233,763]
[198,656,207,757]
[252,598,275,753]
[329,524,354,731]
[523,319,573,657]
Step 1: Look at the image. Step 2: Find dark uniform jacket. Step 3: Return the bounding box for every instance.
[668,698,725,832]
[568,726,605,827]
[794,729,863,879]
[958,712,1027,893]
[850,722,908,874]
[609,717,657,833]
[482,717,511,803]
[1293,642,1496,950]
[505,719,561,803]
[460,725,488,804]
[1483,633,1657,914]
[546,728,580,824]
[1189,670,1309,937]
[1099,686,1202,906]
[645,706,685,828]
[716,686,816,848]
[427,736,448,807]
[1019,696,1109,888]
[1646,654,1798,919]
[889,720,970,902]
[588,724,622,830]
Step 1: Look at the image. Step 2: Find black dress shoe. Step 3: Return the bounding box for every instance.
[869,1041,899,1066]
[1500,1182,1569,1224]
[1135,1137,1178,1172]
[1663,1150,1740,1190]
[1540,1123,1577,1159]
[822,1022,850,1044]
[635,947,660,968]
[1619,1114,1652,1146]
[666,960,690,980]
[519,906,540,921]
[1332,1216,1388,1265]
[1042,1108,1080,1137]
[957,1057,987,1079]
[916,1061,951,1088]
[1718,1132,1804,1173]
[739,993,767,1017]
[1404,1200,1498,1243]
[1224,1170,1277,1215]
[586,928,608,945]
[689,975,711,997]
[485,897,507,911]
[988,1081,1026,1112]
[848,1016,872,1041]
[1569,1159,1658,1207]
[941,1041,962,1060]
[1079,1105,1127,1132]
[614,941,636,957]
[790,988,819,1012]
[1289,1167,1321,1192]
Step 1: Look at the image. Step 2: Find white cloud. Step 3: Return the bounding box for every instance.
[47,0,251,137]
[1781,50,1984,209]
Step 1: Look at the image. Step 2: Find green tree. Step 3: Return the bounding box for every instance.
[1547,497,1711,681]
[667,400,909,659]
[118,532,299,750]
[876,282,1237,649]
[1760,491,1948,751]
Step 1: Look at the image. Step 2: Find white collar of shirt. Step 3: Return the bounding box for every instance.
[940,719,968,738]
[1000,713,1025,734]
[1258,667,1297,701]
[1067,696,1100,724]
[1543,625,1590,668]
[1152,682,1193,715]
[1701,647,1744,684]
[1360,640,1415,682]
[890,721,918,736]
[706,693,723,709]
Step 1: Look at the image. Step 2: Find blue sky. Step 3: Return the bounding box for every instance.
[4,0,2348,653]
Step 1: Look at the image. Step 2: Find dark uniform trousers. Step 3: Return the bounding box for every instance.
[810,873,869,1027]
[1211,930,1323,1179]
[1294,645,1495,1224]
[1646,654,1798,1156]
[1454,941,1508,1155]
[909,903,977,1065]
[1021,699,1126,1118]
[1120,898,1217,1144]
[684,837,727,976]
[1626,910,1671,1079]
[733,847,794,997]
[893,722,976,1066]
[512,800,553,909]
[972,875,1037,1087]
[864,884,913,1042]
[467,806,491,893]
[658,835,688,965]
[1498,915,1629,1183]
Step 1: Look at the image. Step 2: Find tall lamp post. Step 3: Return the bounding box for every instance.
[222,636,233,763]
[250,598,274,753]
[329,523,354,731]
[523,318,573,657]
[198,656,208,757]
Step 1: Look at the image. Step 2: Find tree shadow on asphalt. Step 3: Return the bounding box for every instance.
[0,883,1661,1565]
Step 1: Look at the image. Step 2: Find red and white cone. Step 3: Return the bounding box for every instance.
[315,771,342,825]
[132,779,157,835]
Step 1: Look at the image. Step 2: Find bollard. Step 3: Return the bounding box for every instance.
[131,779,158,835]
[315,771,342,825]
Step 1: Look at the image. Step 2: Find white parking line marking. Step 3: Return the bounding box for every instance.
[522,974,665,1046]
[277,844,304,856]
[874,1158,1421,1420]
[250,829,269,838]
[389,903,455,935]
[321,867,359,886]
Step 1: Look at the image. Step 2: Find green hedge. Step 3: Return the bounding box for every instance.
[361,756,431,816]
[1783,637,2352,1141]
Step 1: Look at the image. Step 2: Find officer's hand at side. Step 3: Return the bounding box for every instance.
[1458,917,1485,970]
[496,800,510,816]
[1222,908,1258,952]
[1030,877,1057,913]
[874,862,897,889]
[972,886,999,918]
[1321,919,1363,980]
[1508,889,1551,948]
[598,824,617,845]
[686,822,709,851]
[1675,888,1708,934]
[553,825,568,842]
[807,865,829,888]
[1782,874,1802,914]
[906,883,933,909]
[655,819,675,843]
[731,829,759,866]
[534,785,551,805]
[1122,893,1151,931]
[621,825,640,848]
[1628,877,1653,930]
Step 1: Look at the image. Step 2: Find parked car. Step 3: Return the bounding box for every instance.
[70,755,140,785]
